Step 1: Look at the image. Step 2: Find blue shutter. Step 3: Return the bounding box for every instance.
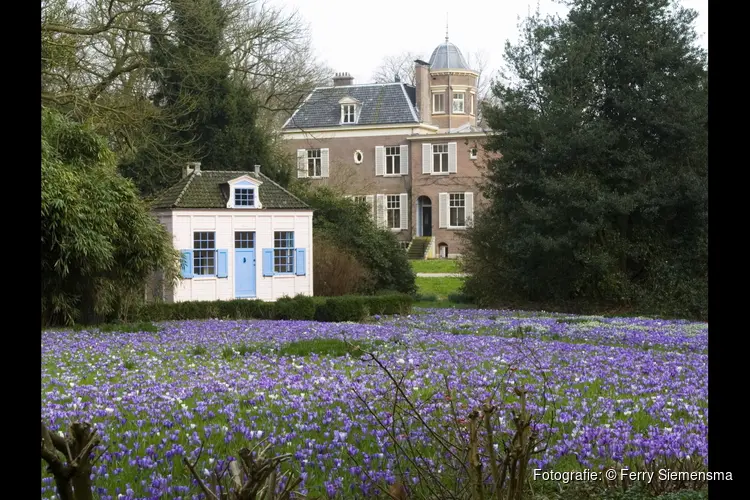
[217,249,228,278]
[295,248,306,276]
[180,250,193,279]
[262,249,274,276]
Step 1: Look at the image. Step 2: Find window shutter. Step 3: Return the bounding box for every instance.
[217,249,228,278]
[262,249,274,276]
[400,145,408,175]
[439,193,448,228]
[295,248,306,276]
[321,148,330,178]
[448,142,457,173]
[399,193,408,230]
[180,250,193,279]
[296,149,307,178]
[375,146,385,176]
[465,192,474,227]
[422,143,431,174]
[376,194,386,228]
[366,195,375,219]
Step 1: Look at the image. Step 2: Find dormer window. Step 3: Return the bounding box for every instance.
[338,96,360,125]
[234,187,255,207]
[226,176,262,209]
[342,104,355,123]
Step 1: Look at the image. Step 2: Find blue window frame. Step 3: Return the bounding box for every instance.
[234,188,254,207]
[273,231,295,274]
[193,231,216,275]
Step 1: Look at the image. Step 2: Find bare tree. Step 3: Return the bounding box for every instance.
[223,0,333,129]
[371,51,422,86]
[41,0,332,182]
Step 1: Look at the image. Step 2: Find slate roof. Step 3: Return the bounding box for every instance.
[282,82,420,130]
[428,41,472,71]
[150,170,310,210]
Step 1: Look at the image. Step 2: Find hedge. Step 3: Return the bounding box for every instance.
[133,293,412,323]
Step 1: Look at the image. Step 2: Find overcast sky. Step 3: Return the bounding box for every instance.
[268,0,708,86]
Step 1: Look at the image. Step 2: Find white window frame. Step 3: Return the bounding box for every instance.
[273,231,295,274]
[385,146,401,175]
[353,150,363,164]
[469,91,476,115]
[453,92,465,113]
[341,104,355,124]
[193,231,217,276]
[470,147,478,160]
[448,193,466,228]
[233,187,255,207]
[226,176,263,209]
[386,194,401,230]
[433,93,445,114]
[307,149,322,177]
[433,144,449,173]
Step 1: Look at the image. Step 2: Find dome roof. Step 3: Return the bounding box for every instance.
[428,41,471,71]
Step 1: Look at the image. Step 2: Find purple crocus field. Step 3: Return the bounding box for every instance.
[41,308,707,499]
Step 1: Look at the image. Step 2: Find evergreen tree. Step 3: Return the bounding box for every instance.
[463,0,707,319]
[121,0,287,195]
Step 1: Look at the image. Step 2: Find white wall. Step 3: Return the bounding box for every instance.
[160,209,313,302]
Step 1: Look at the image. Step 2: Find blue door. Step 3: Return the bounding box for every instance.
[235,249,256,298]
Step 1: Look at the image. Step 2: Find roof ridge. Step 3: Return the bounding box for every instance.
[174,172,196,207]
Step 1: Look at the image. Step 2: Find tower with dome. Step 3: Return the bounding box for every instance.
[415,32,480,131]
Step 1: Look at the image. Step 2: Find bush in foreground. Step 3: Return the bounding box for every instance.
[129,293,412,324]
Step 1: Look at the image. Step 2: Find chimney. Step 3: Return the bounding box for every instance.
[414,59,432,125]
[254,164,261,174]
[183,161,201,178]
[332,72,354,86]
[394,73,401,83]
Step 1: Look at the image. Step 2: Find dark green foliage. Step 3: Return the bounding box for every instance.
[314,296,370,323]
[447,292,474,304]
[463,0,707,320]
[119,0,290,194]
[294,186,417,295]
[274,295,317,320]
[362,293,414,315]
[416,294,438,302]
[41,107,180,326]
[132,294,411,323]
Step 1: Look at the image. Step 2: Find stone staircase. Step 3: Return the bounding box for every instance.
[407,237,431,260]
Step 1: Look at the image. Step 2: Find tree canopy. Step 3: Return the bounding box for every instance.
[42,107,180,326]
[463,0,708,320]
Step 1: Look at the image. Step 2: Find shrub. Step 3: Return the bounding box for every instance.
[416,293,438,302]
[293,186,417,295]
[447,292,474,304]
[41,108,180,326]
[274,295,316,320]
[312,234,373,296]
[314,296,370,322]
[364,293,414,315]
[130,294,410,324]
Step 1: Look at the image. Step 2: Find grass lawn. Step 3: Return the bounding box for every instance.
[410,259,462,273]
[416,276,465,299]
